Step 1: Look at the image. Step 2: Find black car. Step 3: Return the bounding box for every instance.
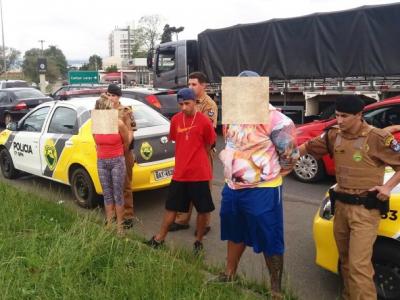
[122,88,179,119]
[0,88,52,125]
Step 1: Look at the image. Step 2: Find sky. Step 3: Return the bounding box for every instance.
[4,0,397,61]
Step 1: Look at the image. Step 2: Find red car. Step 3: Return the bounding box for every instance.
[294,96,400,183]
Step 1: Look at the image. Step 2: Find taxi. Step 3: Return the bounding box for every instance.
[0,97,175,208]
[313,169,400,300]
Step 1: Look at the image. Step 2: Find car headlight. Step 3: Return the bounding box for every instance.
[319,196,334,220]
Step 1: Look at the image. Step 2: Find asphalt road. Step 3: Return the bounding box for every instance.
[0,135,341,300]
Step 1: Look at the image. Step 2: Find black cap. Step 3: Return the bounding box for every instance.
[107,84,122,96]
[335,95,365,114]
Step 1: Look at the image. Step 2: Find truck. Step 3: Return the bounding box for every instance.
[147,3,400,123]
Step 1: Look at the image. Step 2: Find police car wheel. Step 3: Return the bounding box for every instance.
[0,148,19,179]
[71,168,99,209]
[373,241,400,300]
[293,154,325,183]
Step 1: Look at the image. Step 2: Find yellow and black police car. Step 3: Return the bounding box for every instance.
[0,97,175,208]
[313,169,400,300]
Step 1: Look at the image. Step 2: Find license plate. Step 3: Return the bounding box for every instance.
[154,167,174,181]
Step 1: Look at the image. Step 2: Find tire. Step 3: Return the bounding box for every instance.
[4,113,12,127]
[70,167,99,209]
[293,154,326,183]
[373,240,400,300]
[0,148,19,179]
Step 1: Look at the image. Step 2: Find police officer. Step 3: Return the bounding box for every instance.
[168,71,218,235]
[299,95,400,300]
[107,84,137,228]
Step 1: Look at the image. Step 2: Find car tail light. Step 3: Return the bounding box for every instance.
[13,102,27,111]
[145,95,162,109]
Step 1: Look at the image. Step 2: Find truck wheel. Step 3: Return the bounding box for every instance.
[373,240,400,300]
[70,167,99,209]
[0,148,19,179]
[293,154,325,183]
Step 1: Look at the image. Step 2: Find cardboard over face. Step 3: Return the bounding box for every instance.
[91,109,119,134]
[221,77,269,124]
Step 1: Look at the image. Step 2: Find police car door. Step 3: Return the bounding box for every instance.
[11,106,51,175]
[40,105,78,180]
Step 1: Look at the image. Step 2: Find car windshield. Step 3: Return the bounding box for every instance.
[132,105,169,129]
[13,89,45,99]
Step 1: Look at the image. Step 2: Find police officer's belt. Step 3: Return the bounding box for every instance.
[329,189,389,214]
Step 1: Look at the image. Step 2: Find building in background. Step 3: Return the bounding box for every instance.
[109,25,136,59]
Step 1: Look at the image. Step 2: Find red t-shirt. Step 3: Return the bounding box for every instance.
[94,134,124,159]
[169,111,216,181]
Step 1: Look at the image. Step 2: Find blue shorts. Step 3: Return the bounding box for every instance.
[220,184,284,256]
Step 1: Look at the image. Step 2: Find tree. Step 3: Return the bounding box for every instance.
[43,45,68,78]
[79,63,89,71]
[131,29,148,58]
[0,47,21,72]
[161,24,172,43]
[137,15,164,51]
[22,46,67,83]
[88,54,102,70]
[105,65,118,73]
[172,26,184,41]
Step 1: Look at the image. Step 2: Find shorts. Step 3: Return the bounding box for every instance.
[220,184,284,256]
[165,180,215,213]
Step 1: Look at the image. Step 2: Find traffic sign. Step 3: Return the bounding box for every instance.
[68,71,99,84]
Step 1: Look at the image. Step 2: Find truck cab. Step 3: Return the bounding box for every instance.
[148,40,198,90]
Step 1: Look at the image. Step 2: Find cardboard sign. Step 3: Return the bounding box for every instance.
[91,109,118,134]
[221,77,269,124]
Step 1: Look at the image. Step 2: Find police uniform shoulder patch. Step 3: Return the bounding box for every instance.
[384,135,395,147]
[208,110,214,117]
[390,139,400,152]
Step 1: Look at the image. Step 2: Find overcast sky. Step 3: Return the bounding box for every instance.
[5,0,397,61]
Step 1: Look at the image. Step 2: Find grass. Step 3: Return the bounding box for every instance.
[0,181,298,299]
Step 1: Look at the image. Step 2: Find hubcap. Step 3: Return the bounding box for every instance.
[294,154,318,180]
[374,261,400,299]
[75,174,89,200]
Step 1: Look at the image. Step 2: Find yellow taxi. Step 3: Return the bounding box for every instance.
[313,169,400,300]
[0,97,175,208]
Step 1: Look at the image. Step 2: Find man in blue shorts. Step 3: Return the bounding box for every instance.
[218,71,299,299]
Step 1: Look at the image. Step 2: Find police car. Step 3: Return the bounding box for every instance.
[0,97,175,208]
[313,169,400,300]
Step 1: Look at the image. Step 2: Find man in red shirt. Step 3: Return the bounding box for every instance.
[146,88,216,253]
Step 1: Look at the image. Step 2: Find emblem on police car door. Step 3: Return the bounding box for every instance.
[160,136,168,144]
[44,139,58,171]
[140,142,153,160]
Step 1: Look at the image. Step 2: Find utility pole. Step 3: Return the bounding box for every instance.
[0,0,6,78]
[38,39,45,56]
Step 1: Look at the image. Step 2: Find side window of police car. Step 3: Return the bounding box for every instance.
[48,107,77,135]
[20,106,50,132]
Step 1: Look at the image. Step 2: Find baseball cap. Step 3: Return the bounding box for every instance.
[177,88,196,102]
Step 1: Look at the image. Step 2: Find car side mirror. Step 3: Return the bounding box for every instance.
[6,122,18,131]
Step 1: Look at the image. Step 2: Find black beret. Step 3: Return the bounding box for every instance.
[335,95,365,114]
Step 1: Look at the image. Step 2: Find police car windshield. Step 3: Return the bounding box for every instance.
[13,89,46,99]
[133,105,169,129]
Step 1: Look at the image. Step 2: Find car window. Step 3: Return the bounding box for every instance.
[13,89,45,99]
[132,105,169,129]
[157,50,175,73]
[20,106,50,132]
[364,105,400,128]
[48,107,78,134]
[0,91,9,103]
